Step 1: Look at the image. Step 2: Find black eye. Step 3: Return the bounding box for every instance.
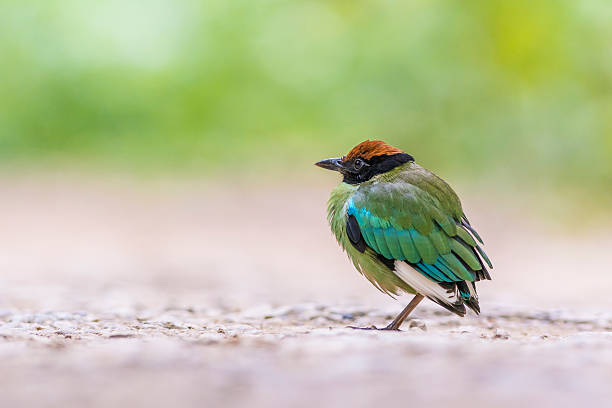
[354,159,365,170]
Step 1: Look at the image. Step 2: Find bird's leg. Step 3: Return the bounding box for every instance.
[346,294,424,331]
[382,294,424,330]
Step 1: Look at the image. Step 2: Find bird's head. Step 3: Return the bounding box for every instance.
[315,140,414,184]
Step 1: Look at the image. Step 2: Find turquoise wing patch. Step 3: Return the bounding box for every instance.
[347,189,490,284]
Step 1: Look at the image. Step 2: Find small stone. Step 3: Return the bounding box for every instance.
[494,328,510,339]
[456,325,476,334]
[408,319,427,331]
[108,333,134,339]
[162,322,184,330]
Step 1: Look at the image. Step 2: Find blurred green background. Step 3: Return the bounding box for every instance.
[1,0,611,198]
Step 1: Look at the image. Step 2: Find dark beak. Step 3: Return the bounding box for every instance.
[315,157,344,172]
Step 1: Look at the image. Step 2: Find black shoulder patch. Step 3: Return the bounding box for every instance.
[346,215,366,253]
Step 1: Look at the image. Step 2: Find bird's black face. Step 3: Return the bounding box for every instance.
[315,153,414,185]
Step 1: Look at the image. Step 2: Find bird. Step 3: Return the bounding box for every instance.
[316,140,492,330]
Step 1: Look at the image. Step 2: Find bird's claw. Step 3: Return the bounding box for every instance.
[345,325,402,331]
[346,325,378,330]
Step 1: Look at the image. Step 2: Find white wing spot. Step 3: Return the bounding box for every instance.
[393,261,459,306]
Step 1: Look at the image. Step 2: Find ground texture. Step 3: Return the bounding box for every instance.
[1,176,611,407]
[2,302,612,408]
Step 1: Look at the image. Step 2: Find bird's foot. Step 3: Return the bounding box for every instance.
[346,325,378,330]
[345,325,401,331]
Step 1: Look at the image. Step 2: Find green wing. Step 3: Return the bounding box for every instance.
[347,172,492,284]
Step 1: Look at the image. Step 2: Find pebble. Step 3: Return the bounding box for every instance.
[408,319,427,331]
[494,328,510,339]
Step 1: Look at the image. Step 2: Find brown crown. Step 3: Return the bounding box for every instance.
[344,140,404,161]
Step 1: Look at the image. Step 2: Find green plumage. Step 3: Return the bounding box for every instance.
[327,161,491,297]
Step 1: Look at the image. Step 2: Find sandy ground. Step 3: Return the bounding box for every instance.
[1,174,612,407]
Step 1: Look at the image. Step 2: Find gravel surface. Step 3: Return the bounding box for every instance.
[2,303,612,408]
[1,176,612,407]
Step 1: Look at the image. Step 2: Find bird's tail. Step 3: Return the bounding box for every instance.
[428,281,480,317]
[457,281,480,314]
